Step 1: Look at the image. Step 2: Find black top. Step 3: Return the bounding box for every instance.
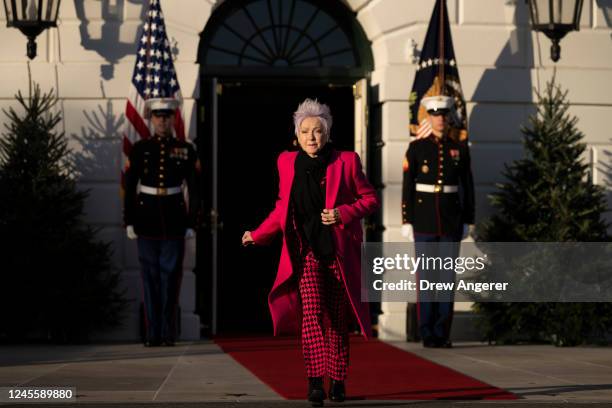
[291,145,334,260]
[123,134,201,239]
[401,134,475,236]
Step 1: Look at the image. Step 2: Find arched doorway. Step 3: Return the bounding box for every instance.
[195,0,375,336]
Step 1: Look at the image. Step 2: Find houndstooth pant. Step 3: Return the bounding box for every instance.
[299,250,350,380]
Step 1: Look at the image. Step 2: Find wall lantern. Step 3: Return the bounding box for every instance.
[526,0,584,62]
[3,0,61,59]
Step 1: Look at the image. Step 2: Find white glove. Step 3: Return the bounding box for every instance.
[126,225,138,240]
[415,118,433,139]
[401,223,414,242]
[185,228,195,239]
[461,224,470,240]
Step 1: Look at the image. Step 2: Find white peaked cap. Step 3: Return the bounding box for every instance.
[145,98,180,111]
[421,95,454,112]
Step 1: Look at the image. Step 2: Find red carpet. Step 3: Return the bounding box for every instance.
[215,335,517,400]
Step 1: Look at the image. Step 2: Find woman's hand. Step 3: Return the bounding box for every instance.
[242,231,255,246]
[321,208,342,226]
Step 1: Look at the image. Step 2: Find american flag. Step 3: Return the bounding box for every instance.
[122,0,185,173]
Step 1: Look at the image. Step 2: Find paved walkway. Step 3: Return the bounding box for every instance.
[1,340,612,406]
[393,341,612,402]
[0,341,278,403]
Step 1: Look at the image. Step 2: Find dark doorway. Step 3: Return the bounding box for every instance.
[200,81,355,335]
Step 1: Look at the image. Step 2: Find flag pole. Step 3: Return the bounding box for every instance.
[438,0,445,95]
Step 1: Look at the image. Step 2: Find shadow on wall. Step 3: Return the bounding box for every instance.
[67,96,125,267]
[467,2,534,219]
[468,1,534,142]
[597,0,612,27]
[71,99,124,184]
[74,0,147,80]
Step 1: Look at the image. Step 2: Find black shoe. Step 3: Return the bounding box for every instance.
[307,377,326,407]
[436,338,452,348]
[423,337,437,348]
[329,379,345,402]
[161,339,175,347]
[144,340,161,347]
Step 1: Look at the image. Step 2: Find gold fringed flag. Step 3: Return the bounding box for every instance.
[409,0,468,141]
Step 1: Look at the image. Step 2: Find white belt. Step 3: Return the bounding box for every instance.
[415,183,458,193]
[139,185,182,196]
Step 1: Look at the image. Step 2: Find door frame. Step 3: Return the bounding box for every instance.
[195,74,379,335]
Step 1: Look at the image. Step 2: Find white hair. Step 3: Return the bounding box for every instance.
[293,98,333,137]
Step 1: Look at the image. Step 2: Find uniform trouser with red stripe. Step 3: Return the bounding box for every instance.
[414,233,459,341]
[299,250,349,381]
[137,238,184,342]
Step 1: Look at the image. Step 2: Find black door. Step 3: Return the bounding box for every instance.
[206,81,355,335]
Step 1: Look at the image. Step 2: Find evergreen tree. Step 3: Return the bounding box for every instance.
[0,84,127,342]
[474,76,612,346]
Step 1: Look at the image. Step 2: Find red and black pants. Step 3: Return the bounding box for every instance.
[298,250,350,380]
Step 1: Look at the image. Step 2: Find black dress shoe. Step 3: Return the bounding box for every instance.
[437,338,452,348]
[307,377,326,407]
[329,379,345,402]
[423,337,437,348]
[161,339,175,347]
[144,340,161,347]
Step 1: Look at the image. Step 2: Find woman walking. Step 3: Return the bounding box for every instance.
[242,99,380,406]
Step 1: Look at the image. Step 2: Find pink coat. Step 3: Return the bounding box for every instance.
[251,149,380,339]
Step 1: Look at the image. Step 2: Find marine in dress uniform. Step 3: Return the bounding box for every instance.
[123,98,201,347]
[401,95,475,348]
